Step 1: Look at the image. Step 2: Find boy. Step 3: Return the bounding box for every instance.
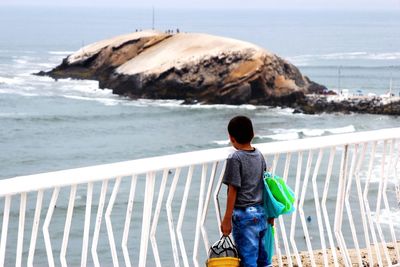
[221,115,271,267]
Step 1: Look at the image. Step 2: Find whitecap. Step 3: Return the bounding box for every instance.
[0,89,39,97]
[302,129,325,136]
[0,112,28,118]
[269,125,355,138]
[48,51,74,55]
[122,99,184,107]
[326,125,356,134]
[268,107,296,115]
[287,51,400,65]
[259,132,299,141]
[13,59,29,65]
[0,76,23,85]
[372,209,400,229]
[212,140,230,146]
[61,95,122,106]
[184,103,259,110]
[123,101,259,110]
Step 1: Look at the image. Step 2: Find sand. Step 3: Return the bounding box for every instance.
[273,241,400,266]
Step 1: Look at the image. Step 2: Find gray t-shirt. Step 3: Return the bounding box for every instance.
[222,148,266,208]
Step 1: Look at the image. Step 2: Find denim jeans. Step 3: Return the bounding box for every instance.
[232,205,271,267]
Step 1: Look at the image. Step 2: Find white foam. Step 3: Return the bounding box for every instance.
[62,95,122,106]
[123,100,260,109]
[270,107,296,115]
[0,76,23,85]
[213,140,230,146]
[259,132,299,141]
[302,129,325,136]
[122,98,184,107]
[48,51,74,55]
[287,52,400,65]
[185,103,259,110]
[0,89,39,97]
[372,209,400,229]
[326,125,356,134]
[0,112,28,118]
[270,125,355,138]
[13,59,29,65]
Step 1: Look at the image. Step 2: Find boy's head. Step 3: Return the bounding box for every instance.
[227,116,254,145]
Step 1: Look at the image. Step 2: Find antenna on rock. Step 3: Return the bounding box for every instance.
[338,66,341,93]
[152,6,155,30]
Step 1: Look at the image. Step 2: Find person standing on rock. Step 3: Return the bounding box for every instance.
[221,116,273,267]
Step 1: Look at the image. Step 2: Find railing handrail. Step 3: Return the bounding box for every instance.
[1,127,400,197]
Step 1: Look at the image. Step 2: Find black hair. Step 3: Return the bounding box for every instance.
[227,116,254,144]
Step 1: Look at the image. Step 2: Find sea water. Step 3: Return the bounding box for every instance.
[0,6,400,265]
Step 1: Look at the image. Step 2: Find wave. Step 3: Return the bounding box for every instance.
[48,51,74,55]
[0,76,24,85]
[212,140,230,146]
[326,125,356,134]
[186,103,258,110]
[121,99,262,110]
[62,94,123,106]
[251,125,356,142]
[270,125,355,137]
[287,52,400,66]
[258,132,300,141]
[0,72,264,109]
[212,125,355,145]
[372,209,400,229]
[0,112,28,118]
[0,50,36,54]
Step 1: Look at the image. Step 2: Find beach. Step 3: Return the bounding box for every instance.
[274,242,400,266]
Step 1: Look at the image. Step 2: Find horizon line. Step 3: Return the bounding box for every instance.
[1,4,400,11]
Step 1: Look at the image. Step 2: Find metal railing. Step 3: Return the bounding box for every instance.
[1,128,400,266]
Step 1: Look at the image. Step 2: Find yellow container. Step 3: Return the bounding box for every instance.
[206,257,240,267]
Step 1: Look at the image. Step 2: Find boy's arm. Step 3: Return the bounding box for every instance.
[221,184,237,236]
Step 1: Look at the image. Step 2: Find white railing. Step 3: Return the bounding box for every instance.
[1,128,400,266]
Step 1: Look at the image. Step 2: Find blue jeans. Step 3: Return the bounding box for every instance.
[232,205,270,267]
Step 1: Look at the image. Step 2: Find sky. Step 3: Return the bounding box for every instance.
[2,0,400,9]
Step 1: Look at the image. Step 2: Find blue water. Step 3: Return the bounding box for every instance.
[1,7,400,179]
[0,7,400,265]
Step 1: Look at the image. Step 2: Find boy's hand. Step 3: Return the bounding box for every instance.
[221,216,232,236]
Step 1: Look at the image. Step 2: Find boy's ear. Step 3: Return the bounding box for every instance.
[229,135,236,144]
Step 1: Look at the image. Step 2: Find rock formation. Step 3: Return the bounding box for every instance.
[297,95,400,115]
[38,30,324,106]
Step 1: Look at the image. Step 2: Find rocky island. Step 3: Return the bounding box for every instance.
[38,30,400,115]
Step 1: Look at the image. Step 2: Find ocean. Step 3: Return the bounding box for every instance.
[1,7,400,179]
[0,6,400,265]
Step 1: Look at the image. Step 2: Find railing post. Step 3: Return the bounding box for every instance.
[193,164,207,267]
[28,190,44,267]
[81,182,93,267]
[61,184,77,267]
[139,172,156,267]
[150,169,169,267]
[334,144,351,266]
[166,168,182,267]
[122,175,138,267]
[91,180,108,267]
[43,187,60,267]
[105,177,122,267]
[16,193,27,267]
[0,195,11,267]
[299,150,316,267]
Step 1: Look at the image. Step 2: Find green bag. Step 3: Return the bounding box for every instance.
[264,172,295,214]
